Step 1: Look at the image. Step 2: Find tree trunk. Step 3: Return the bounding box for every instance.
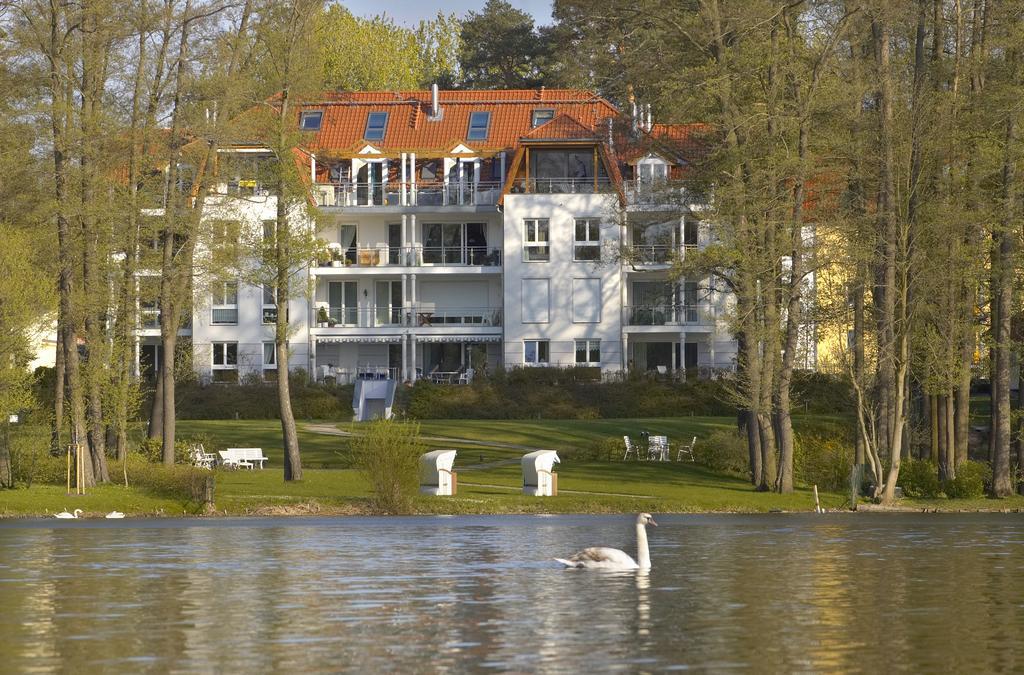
[51,325,65,454]
[944,391,956,480]
[148,367,163,440]
[160,331,177,466]
[937,393,948,478]
[991,108,1016,497]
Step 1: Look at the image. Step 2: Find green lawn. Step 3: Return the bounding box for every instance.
[8,415,1018,518]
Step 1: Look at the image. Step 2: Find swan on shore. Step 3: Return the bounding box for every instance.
[54,509,82,519]
[105,511,125,519]
[556,513,657,570]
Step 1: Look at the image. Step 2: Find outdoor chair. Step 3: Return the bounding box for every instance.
[189,444,215,470]
[676,436,697,462]
[623,435,639,461]
[648,435,669,461]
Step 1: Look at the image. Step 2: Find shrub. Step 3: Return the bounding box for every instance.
[9,425,64,487]
[350,419,425,514]
[693,429,749,475]
[943,460,991,499]
[124,456,213,507]
[897,459,942,498]
[790,371,854,414]
[794,435,854,492]
[165,373,353,420]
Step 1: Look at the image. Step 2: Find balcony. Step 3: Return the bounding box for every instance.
[313,246,502,272]
[625,179,695,206]
[315,306,503,329]
[624,304,713,327]
[508,177,613,195]
[626,243,698,267]
[314,181,501,208]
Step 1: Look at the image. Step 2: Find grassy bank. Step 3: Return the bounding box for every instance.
[5,416,1020,518]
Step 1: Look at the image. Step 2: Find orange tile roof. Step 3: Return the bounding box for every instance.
[295,89,619,157]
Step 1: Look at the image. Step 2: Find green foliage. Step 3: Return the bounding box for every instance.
[459,0,550,88]
[137,433,218,465]
[169,375,352,420]
[124,456,213,505]
[898,459,942,498]
[350,419,425,514]
[9,425,64,487]
[944,461,991,499]
[791,371,854,414]
[317,6,459,89]
[405,368,734,420]
[693,429,749,475]
[794,435,853,492]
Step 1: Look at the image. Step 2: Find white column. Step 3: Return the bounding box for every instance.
[401,273,408,326]
[402,332,409,381]
[400,152,407,206]
[457,160,464,204]
[410,334,418,381]
[671,339,678,373]
[401,213,408,260]
[410,213,418,263]
[133,336,140,378]
[310,339,318,381]
[403,151,411,204]
[622,334,629,372]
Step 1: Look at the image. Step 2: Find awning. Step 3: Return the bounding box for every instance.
[316,336,403,343]
[416,335,502,343]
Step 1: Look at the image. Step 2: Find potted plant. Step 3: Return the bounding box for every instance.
[316,306,329,327]
[330,248,344,267]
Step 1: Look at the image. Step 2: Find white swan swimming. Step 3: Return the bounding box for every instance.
[54,509,82,519]
[556,513,657,570]
[105,511,125,519]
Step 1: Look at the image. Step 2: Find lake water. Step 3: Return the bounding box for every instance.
[1,513,1023,672]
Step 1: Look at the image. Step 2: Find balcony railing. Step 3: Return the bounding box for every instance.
[316,246,502,269]
[626,243,698,265]
[509,177,613,195]
[624,304,712,326]
[314,181,501,207]
[625,179,694,205]
[317,306,502,329]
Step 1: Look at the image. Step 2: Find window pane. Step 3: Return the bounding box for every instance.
[575,221,587,241]
[225,281,237,304]
[344,281,357,307]
[532,109,554,127]
[538,341,549,362]
[212,308,237,324]
[365,112,388,140]
[525,341,537,363]
[538,220,548,242]
[213,343,223,365]
[263,285,274,305]
[225,343,237,365]
[467,111,490,140]
[264,342,276,366]
[300,111,322,131]
[590,342,600,363]
[575,341,586,363]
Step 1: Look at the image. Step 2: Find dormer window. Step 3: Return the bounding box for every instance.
[299,110,322,131]
[364,112,389,140]
[532,108,554,127]
[467,111,491,141]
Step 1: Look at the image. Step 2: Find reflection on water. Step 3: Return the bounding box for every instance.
[1,514,1023,672]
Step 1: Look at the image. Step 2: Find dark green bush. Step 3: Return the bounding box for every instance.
[943,460,991,499]
[897,459,942,498]
[794,435,854,492]
[9,425,64,486]
[350,419,425,514]
[124,456,213,505]
[693,429,749,475]
[167,372,353,420]
[404,368,736,420]
[791,371,854,414]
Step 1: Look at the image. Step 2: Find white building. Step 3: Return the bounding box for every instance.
[138,89,737,389]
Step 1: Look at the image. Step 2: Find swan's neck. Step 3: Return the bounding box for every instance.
[636,523,651,569]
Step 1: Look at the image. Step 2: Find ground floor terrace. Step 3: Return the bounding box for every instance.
[311,336,502,384]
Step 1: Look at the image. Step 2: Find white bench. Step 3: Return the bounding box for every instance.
[219,448,269,469]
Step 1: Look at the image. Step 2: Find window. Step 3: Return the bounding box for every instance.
[364,112,389,140]
[211,281,238,324]
[263,342,277,368]
[523,219,549,261]
[532,108,555,127]
[574,219,601,261]
[328,281,358,325]
[211,342,238,382]
[299,110,323,131]
[467,111,491,140]
[262,220,276,241]
[262,285,277,324]
[524,340,550,365]
[575,339,600,366]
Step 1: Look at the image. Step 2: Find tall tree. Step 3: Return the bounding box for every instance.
[459,0,550,88]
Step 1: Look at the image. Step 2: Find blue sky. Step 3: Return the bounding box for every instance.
[339,0,555,26]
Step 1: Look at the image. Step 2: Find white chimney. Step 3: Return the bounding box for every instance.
[430,84,441,120]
